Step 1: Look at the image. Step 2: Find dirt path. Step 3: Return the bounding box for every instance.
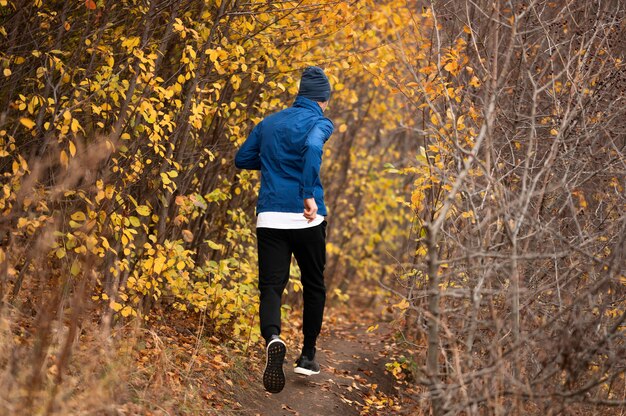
[230,314,398,416]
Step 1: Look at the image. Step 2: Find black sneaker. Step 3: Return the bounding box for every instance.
[263,336,286,393]
[294,352,320,376]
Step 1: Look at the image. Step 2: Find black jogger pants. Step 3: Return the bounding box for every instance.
[256,221,326,351]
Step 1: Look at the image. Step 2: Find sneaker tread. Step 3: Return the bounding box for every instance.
[263,339,286,393]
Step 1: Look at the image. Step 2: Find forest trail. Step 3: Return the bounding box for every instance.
[229,312,400,416]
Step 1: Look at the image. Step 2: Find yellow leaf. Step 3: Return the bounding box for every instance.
[121,306,133,317]
[3,68,11,77]
[338,124,348,133]
[20,117,35,129]
[366,324,379,333]
[71,118,81,133]
[456,115,466,130]
[231,74,241,90]
[550,128,558,136]
[153,255,166,274]
[572,190,587,209]
[207,240,224,250]
[17,217,28,228]
[71,211,86,221]
[60,150,69,168]
[70,260,81,276]
[136,205,150,216]
[105,185,114,199]
[69,140,76,157]
[444,60,458,73]
[394,299,410,310]
[110,301,123,312]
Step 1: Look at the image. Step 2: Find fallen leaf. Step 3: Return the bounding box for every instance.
[281,404,299,415]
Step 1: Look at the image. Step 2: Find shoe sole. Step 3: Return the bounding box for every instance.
[263,338,286,393]
[294,366,320,376]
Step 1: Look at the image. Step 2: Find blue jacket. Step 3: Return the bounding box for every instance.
[235,96,334,215]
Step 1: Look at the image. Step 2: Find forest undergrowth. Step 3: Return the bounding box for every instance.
[2,290,411,415]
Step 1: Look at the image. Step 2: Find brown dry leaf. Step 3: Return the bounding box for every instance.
[354,374,367,384]
[281,403,299,415]
[340,395,354,405]
[182,229,194,242]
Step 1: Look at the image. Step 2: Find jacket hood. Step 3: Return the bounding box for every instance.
[293,95,324,116]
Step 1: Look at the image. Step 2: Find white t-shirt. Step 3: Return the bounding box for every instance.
[257,212,324,229]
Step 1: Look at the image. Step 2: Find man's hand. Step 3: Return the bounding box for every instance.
[303,198,318,223]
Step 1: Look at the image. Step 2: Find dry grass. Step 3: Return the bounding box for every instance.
[0,300,254,415]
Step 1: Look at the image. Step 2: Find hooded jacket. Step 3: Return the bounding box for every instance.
[235,96,334,216]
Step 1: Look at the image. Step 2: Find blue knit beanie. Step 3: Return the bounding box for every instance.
[297,66,331,102]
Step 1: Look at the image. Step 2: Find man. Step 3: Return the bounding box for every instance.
[235,66,334,394]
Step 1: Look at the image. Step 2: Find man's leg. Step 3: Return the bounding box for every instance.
[257,227,292,343]
[291,221,327,358]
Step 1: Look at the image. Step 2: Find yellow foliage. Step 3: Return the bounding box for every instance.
[1,0,423,343]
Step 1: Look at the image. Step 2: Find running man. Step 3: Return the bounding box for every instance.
[235,66,334,393]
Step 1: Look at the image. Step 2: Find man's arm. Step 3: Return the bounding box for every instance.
[235,123,262,170]
[301,118,334,221]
